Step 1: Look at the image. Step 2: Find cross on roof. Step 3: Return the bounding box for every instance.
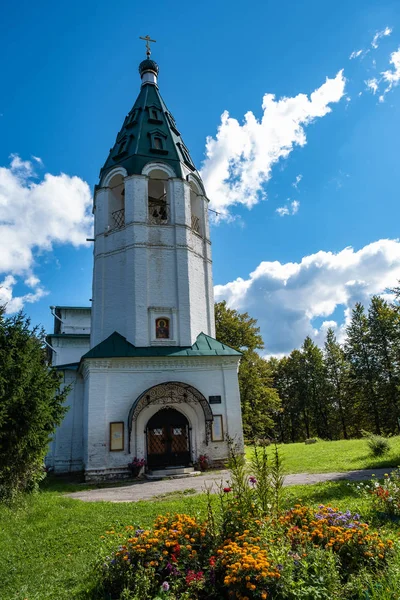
[139,35,156,58]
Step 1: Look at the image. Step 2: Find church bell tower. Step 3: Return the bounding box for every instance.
[90,50,215,349]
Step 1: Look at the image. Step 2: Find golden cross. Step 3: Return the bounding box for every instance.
[139,34,156,58]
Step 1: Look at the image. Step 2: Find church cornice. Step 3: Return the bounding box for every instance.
[81,356,239,372]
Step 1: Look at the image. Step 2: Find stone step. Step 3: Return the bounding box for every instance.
[145,466,200,480]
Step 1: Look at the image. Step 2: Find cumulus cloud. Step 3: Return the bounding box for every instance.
[276,200,300,217]
[214,239,400,356]
[382,47,400,92]
[0,155,93,313]
[201,71,346,219]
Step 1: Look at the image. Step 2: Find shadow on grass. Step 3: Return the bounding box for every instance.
[346,454,400,470]
[40,472,144,494]
[284,480,359,505]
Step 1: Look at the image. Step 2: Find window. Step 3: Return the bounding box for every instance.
[149,130,168,154]
[116,136,128,156]
[166,112,180,134]
[155,318,170,339]
[126,108,140,127]
[148,169,169,225]
[108,173,125,230]
[190,182,202,235]
[148,106,163,124]
[178,143,195,170]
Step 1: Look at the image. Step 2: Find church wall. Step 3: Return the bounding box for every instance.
[46,371,84,473]
[49,337,90,366]
[82,356,242,478]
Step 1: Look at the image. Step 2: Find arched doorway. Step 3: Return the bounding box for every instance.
[146,408,191,469]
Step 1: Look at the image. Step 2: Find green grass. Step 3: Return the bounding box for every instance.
[1,476,399,600]
[0,491,210,600]
[246,435,400,474]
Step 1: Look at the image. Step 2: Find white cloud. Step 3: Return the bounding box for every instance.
[365,78,379,94]
[382,47,400,92]
[214,239,400,355]
[371,27,392,49]
[292,174,302,189]
[276,200,300,217]
[201,70,346,219]
[0,275,48,314]
[0,155,93,313]
[350,49,363,60]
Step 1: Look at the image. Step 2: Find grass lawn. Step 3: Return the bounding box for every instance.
[246,435,400,474]
[1,476,397,600]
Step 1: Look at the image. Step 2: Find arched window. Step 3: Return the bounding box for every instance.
[148,169,169,225]
[155,317,170,339]
[190,182,202,235]
[108,173,125,230]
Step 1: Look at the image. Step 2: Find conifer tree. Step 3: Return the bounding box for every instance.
[0,308,68,501]
[324,328,351,439]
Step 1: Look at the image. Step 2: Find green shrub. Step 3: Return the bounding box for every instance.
[364,432,391,457]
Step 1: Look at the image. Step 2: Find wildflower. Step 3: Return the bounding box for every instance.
[249,476,257,485]
[223,487,232,493]
[161,581,170,591]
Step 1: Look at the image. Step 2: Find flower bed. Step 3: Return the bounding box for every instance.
[97,445,398,599]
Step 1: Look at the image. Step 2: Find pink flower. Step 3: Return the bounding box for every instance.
[161,581,170,591]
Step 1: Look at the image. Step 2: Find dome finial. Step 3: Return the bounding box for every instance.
[139,34,156,59]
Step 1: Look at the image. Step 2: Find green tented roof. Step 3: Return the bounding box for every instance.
[81,332,241,360]
[100,63,204,185]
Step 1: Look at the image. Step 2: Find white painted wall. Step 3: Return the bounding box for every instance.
[91,167,215,348]
[81,355,243,477]
[46,371,84,472]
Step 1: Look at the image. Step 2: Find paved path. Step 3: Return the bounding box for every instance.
[66,467,390,503]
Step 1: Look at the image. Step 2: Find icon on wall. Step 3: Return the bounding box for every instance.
[156,318,170,339]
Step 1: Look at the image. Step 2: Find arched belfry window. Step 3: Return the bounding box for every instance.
[190,181,202,236]
[155,317,170,339]
[148,169,169,225]
[108,173,125,230]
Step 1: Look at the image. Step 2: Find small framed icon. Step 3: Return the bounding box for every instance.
[211,415,224,442]
[110,422,124,451]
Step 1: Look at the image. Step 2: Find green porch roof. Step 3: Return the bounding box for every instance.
[81,332,241,360]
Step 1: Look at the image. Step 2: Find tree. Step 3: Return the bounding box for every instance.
[368,296,400,433]
[345,303,381,435]
[215,301,280,439]
[324,328,352,439]
[0,309,68,501]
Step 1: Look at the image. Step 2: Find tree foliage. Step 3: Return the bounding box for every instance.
[215,301,280,439]
[0,309,68,501]
[268,293,400,442]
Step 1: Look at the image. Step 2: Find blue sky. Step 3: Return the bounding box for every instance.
[1,0,400,354]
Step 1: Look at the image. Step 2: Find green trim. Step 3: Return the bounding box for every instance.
[54,306,91,310]
[48,334,90,339]
[53,363,79,371]
[81,332,241,360]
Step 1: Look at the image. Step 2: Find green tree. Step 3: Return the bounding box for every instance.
[324,328,352,439]
[0,309,68,501]
[215,301,280,439]
[368,296,400,433]
[345,303,381,435]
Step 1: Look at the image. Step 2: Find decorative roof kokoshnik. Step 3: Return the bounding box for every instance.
[100,58,202,183]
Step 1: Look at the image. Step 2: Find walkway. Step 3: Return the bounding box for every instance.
[66,467,390,503]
